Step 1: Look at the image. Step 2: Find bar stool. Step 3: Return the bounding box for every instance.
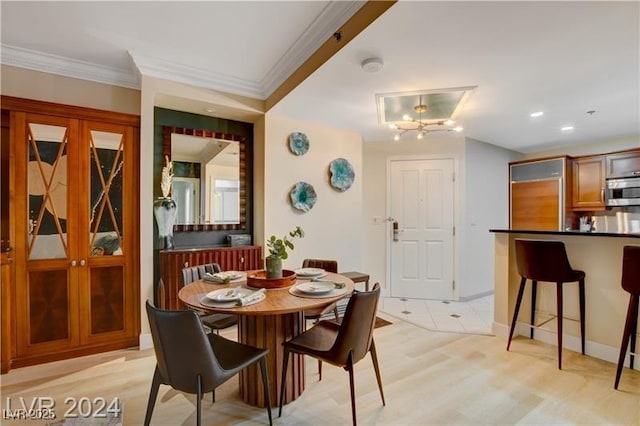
[507,239,586,369]
[614,245,640,390]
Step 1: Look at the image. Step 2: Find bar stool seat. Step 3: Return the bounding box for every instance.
[507,239,586,369]
[614,245,640,390]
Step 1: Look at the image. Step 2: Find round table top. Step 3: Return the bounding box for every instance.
[178,272,355,316]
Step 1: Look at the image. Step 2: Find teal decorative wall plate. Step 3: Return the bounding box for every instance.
[290,181,317,212]
[329,158,355,191]
[288,132,309,155]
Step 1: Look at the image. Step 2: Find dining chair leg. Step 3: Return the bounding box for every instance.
[615,295,638,389]
[556,283,564,370]
[318,360,323,381]
[259,357,273,426]
[507,277,527,351]
[369,339,386,406]
[579,278,586,355]
[211,389,215,403]
[143,366,162,426]
[530,280,537,339]
[347,353,357,426]
[278,349,291,417]
[629,295,638,370]
[196,375,202,426]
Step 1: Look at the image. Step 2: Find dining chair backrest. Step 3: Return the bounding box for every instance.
[181,263,222,287]
[146,301,223,393]
[515,239,576,282]
[330,283,380,364]
[302,258,338,273]
[621,245,640,295]
[196,263,222,278]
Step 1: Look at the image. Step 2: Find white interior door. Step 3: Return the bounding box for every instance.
[389,158,455,300]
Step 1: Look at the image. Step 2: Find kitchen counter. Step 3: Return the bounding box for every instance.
[490,228,640,238]
[492,230,639,370]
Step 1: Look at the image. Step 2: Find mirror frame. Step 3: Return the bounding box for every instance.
[162,125,247,232]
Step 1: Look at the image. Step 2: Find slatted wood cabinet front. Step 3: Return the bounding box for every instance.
[159,245,262,309]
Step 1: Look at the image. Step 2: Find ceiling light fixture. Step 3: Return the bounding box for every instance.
[561,125,574,131]
[389,95,463,140]
[530,111,544,117]
[361,57,384,73]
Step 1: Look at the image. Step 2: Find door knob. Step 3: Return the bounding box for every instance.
[71,260,77,267]
[80,259,86,266]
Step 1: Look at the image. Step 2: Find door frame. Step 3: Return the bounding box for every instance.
[386,154,460,300]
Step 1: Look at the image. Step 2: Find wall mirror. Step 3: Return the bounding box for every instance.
[162,126,246,231]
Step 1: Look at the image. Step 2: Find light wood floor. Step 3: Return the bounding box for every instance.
[2,315,638,425]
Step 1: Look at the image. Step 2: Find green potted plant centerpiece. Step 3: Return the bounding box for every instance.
[265,226,304,278]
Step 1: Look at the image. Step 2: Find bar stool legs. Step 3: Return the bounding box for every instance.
[614,294,638,389]
[507,277,586,370]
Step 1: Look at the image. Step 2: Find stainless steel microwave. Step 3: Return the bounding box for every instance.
[606,176,640,206]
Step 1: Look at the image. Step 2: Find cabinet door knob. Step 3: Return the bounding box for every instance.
[240,257,244,264]
[80,259,86,266]
[70,260,77,267]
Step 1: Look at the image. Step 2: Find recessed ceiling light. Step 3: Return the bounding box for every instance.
[453,126,464,132]
[561,126,574,131]
[530,111,544,117]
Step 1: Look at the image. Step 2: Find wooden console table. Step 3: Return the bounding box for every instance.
[159,245,262,309]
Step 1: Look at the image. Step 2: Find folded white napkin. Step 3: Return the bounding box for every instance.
[204,272,237,283]
[236,288,266,306]
[311,278,345,289]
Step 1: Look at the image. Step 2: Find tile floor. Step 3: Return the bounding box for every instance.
[379,294,494,335]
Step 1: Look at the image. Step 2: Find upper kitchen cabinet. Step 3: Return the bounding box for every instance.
[572,155,606,210]
[606,150,640,178]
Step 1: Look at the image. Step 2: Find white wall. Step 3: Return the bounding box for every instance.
[363,135,465,296]
[362,135,519,300]
[461,138,521,299]
[263,114,364,272]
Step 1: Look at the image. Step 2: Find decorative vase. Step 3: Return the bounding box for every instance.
[265,256,283,279]
[153,197,177,250]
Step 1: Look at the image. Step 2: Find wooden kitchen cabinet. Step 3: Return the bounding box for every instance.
[606,150,640,178]
[572,155,606,210]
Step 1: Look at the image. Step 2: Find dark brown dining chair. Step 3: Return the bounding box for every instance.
[181,263,238,333]
[278,283,385,426]
[300,258,341,378]
[507,239,586,369]
[614,245,640,390]
[144,301,272,426]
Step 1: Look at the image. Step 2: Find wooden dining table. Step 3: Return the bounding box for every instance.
[178,271,355,408]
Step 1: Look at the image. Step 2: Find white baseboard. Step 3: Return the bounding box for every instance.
[139,333,153,350]
[492,321,638,371]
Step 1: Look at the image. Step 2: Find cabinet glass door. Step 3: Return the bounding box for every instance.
[79,122,135,344]
[16,114,80,355]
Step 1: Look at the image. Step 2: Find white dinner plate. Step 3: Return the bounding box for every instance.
[295,268,326,277]
[205,287,253,302]
[295,281,334,295]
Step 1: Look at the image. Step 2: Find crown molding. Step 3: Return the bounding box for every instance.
[129,51,263,100]
[260,1,364,98]
[0,44,140,89]
[0,1,364,99]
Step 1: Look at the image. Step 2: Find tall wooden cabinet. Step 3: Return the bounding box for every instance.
[2,97,140,371]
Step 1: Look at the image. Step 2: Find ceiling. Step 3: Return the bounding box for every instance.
[1,1,638,153]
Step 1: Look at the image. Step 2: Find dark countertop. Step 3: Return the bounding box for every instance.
[490,229,640,238]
